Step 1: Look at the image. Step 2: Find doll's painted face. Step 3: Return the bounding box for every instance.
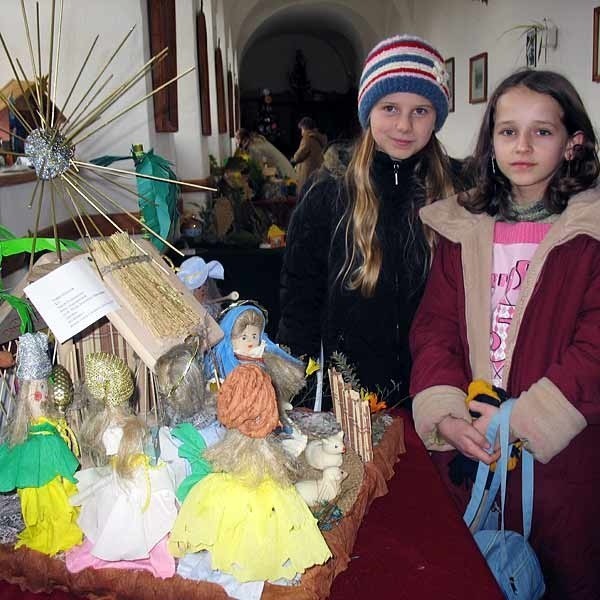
[102,424,124,456]
[27,379,48,419]
[232,324,261,356]
[193,283,208,304]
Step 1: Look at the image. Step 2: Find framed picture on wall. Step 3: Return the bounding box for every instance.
[593,7,600,82]
[196,9,212,135]
[469,52,488,104]
[445,57,455,112]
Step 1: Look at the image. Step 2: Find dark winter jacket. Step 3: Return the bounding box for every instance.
[410,187,600,598]
[278,150,464,406]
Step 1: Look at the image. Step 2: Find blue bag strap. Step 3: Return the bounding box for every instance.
[463,409,502,529]
[498,399,534,541]
[521,445,534,539]
[463,399,535,540]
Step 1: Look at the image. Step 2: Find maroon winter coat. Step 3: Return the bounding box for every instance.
[410,188,600,599]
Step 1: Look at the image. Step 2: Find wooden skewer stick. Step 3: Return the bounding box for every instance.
[204,291,240,304]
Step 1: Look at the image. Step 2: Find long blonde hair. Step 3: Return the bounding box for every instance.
[340,128,455,297]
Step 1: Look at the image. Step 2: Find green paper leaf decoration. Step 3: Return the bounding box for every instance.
[134,149,180,252]
[0,285,35,333]
[90,148,180,252]
[0,237,81,262]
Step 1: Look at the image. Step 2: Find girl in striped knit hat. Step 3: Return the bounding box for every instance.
[279,35,468,408]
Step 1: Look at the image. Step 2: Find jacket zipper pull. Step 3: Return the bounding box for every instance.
[393,161,399,186]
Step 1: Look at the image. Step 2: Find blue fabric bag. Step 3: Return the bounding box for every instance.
[463,399,545,600]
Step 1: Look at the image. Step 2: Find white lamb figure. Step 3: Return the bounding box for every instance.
[304,430,345,470]
[295,466,348,507]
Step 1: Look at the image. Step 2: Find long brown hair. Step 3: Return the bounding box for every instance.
[462,69,600,217]
[339,128,455,297]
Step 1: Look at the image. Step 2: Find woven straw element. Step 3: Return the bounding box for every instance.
[90,232,200,339]
[84,352,134,408]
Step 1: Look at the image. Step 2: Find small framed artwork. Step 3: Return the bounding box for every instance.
[593,7,600,82]
[196,9,212,135]
[469,52,488,104]
[445,57,455,112]
[526,27,537,68]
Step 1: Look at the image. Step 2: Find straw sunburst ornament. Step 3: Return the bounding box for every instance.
[0,0,215,270]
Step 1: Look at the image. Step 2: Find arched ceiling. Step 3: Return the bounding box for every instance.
[225,0,409,67]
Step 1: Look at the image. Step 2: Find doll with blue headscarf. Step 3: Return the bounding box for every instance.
[206,303,305,431]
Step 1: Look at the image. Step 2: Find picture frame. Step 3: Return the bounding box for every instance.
[593,7,600,82]
[147,0,178,132]
[196,9,212,135]
[526,27,537,68]
[227,70,235,138]
[445,57,455,112]
[214,47,227,134]
[469,52,488,104]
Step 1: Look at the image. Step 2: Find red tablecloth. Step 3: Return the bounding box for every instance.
[328,411,503,599]
[0,415,502,600]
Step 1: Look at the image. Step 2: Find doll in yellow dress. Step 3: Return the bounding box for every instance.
[168,362,331,583]
[0,332,82,555]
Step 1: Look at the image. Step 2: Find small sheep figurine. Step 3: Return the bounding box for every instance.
[295,466,347,507]
[304,430,345,470]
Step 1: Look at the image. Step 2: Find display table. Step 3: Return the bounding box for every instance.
[329,410,504,599]
[0,415,503,599]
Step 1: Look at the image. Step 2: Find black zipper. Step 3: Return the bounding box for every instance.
[394,272,401,366]
[393,161,400,186]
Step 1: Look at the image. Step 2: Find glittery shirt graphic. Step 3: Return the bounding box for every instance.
[490,221,551,386]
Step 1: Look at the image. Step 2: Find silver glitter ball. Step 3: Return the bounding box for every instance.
[24,128,74,180]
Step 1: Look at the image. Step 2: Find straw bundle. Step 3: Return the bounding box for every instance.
[90,233,200,338]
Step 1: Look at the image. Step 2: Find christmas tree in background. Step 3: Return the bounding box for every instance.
[256,88,280,144]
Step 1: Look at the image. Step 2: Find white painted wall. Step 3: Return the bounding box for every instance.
[407,0,600,159]
[0,0,224,235]
[0,0,152,235]
[1,0,598,236]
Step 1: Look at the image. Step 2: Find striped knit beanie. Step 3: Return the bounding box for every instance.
[358,35,450,131]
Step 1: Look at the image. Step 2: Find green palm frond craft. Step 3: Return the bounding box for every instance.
[91,146,180,252]
[0,285,35,334]
[0,237,81,263]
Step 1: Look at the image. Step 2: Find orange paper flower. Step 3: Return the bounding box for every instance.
[362,390,387,414]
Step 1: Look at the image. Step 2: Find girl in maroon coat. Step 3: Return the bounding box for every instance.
[410,69,600,599]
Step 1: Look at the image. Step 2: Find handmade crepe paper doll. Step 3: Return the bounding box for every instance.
[0,332,82,555]
[154,337,223,502]
[207,303,305,430]
[169,362,331,583]
[66,352,178,578]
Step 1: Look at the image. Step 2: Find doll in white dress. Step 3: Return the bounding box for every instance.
[66,352,178,578]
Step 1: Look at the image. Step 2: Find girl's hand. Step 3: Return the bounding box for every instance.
[437,415,500,464]
[470,400,500,442]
